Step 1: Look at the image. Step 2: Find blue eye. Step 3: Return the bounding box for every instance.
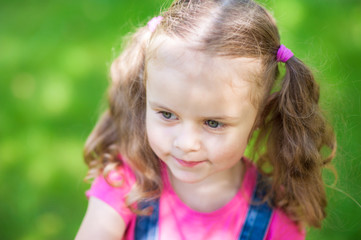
[159,111,176,120]
[162,111,172,119]
[205,120,223,128]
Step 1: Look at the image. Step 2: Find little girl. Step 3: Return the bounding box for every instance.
[76,0,336,239]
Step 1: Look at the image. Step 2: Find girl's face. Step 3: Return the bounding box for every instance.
[145,40,260,184]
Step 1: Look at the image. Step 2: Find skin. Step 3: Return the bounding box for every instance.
[146,39,261,212]
[75,197,126,240]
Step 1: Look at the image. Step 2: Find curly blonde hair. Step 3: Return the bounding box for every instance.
[84,0,336,227]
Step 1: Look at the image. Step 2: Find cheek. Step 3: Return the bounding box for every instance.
[209,133,248,162]
[146,115,171,155]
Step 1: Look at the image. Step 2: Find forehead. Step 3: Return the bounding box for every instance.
[146,36,262,102]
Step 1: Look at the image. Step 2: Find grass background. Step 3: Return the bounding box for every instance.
[1,0,361,239]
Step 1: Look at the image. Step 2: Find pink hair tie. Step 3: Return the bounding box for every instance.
[147,16,163,32]
[277,44,294,63]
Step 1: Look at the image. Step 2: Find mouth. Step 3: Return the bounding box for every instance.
[173,157,206,167]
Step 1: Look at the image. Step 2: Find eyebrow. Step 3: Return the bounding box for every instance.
[148,101,241,121]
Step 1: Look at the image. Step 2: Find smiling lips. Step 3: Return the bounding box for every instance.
[174,157,206,167]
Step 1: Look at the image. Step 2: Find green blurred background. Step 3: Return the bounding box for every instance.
[1,0,361,239]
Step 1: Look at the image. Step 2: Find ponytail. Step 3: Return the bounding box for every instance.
[84,26,162,207]
[255,56,336,228]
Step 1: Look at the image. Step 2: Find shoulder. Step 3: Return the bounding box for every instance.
[242,158,305,240]
[85,155,137,222]
[266,209,305,240]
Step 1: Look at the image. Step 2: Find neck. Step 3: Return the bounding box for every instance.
[168,160,244,212]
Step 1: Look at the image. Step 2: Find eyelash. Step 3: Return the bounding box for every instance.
[157,111,226,130]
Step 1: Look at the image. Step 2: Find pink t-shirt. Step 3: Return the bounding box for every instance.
[86,158,305,240]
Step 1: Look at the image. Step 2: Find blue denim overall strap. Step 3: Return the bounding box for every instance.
[134,199,160,240]
[238,173,274,240]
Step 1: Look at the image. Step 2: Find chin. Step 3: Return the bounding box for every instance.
[169,168,208,184]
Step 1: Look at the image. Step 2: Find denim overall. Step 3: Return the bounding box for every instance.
[135,174,273,240]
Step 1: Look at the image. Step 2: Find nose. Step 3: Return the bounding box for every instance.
[173,123,201,153]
